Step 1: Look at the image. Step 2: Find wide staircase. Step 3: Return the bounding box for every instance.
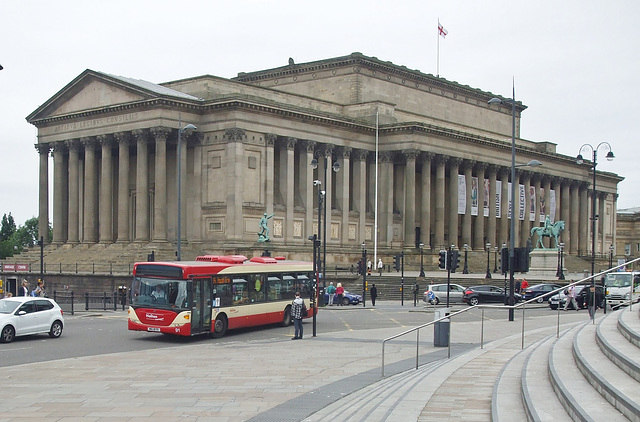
[306,307,640,421]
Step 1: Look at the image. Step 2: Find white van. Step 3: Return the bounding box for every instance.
[604,271,640,309]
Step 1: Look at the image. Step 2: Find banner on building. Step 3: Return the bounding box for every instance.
[508,182,513,220]
[483,178,490,217]
[496,180,502,218]
[458,175,466,214]
[539,187,546,223]
[550,190,557,223]
[529,186,536,222]
[519,184,525,221]
[471,177,479,216]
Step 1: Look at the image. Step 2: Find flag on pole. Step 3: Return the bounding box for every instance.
[438,21,448,38]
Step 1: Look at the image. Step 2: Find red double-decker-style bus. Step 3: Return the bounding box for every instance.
[128,255,315,338]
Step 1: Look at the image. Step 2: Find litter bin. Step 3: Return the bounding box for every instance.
[433,308,450,347]
[317,288,325,306]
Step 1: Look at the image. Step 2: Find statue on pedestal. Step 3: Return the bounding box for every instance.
[530,215,565,249]
[257,213,274,242]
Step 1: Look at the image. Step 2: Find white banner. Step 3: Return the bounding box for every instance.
[471,177,479,216]
[458,175,466,215]
[483,178,490,217]
[496,180,502,218]
[519,184,525,221]
[508,182,512,220]
[550,190,556,223]
[529,186,536,222]
[539,187,546,223]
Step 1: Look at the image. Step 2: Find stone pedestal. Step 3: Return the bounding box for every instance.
[528,249,563,277]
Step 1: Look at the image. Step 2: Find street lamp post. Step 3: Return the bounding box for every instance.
[176,123,197,261]
[485,242,492,279]
[558,242,565,280]
[310,155,340,287]
[489,89,543,321]
[577,142,614,323]
[462,243,469,274]
[308,234,320,336]
[361,242,367,307]
[493,246,498,273]
[419,243,425,277]
[609,244,614,269]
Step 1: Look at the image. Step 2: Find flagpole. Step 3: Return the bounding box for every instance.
[437,19,440,77]
[374,110,379,266]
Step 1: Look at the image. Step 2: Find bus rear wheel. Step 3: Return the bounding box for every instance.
[212,315,228,338]
[281,306,292,326]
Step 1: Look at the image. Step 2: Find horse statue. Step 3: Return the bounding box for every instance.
[530,220,565,249]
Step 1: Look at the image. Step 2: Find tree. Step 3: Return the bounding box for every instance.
[0,213,16,241]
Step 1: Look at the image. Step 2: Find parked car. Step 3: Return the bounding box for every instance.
[521,283,563,303]
[324,290,362,306]
[462,285,521,306]
[423,283,466,305]
[548,285,605,310]
[0,296,64,343]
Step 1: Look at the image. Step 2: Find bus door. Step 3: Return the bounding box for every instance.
[191,277,212,334]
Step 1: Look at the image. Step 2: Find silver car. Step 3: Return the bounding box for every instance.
[0,296,65,343]
[423,283,466,305]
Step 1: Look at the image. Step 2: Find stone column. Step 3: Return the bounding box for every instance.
[403,149,418,248]
[580,184,590,255]
[448,157,461,248]
[486,165,497,248]
[303,141,316,238]
[513,170,521,248]
[82,137,98,243]
[285,138,297,243]
[323,145,335,246]
[379,151,394,245]
[36,143,50,244]
[353,149,368,243]
[598,192,607,254]
[98,135,114,243]
[420,153,433,249]
[265,134,276,225]
[474,163,487,250]
[114,132,131,242]
[520,171,531,247]
[339,147,351,246]
[461,160,473,249]
[434,155,446,248]
[532,174,541,230]
[52,142,68,244]
[66,140,80,244]
[499,167,510,248]
[560,179,571,251]
[151,127,170,242]
[133,130,149,242]
[569,181,580,254]
[225,128,246,241]
[190,133,204,242]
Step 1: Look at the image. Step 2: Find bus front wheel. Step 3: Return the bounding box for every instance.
[212,314,228,338]
[281,306,292,326]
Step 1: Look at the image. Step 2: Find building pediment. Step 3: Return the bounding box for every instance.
[26,70,200,124]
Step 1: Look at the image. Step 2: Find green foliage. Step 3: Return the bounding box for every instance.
[0,214,43,260]
[0,213,16,241]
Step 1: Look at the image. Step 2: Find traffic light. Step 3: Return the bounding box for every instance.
[438,250,447,270]
[501,247,509,274]
[451,250,460,271]
[393,254,400,272]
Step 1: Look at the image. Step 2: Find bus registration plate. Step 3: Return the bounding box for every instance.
[147,327,161,332]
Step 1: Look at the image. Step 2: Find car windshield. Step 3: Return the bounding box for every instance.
[131,277,189,309]
[0,299,21,314]
[605,273,632,287]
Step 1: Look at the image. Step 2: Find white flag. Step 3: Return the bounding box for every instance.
[438,22,448,38]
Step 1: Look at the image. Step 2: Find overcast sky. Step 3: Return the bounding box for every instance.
[1,0,638,226]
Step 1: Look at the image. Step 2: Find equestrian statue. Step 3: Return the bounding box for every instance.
[530,215,565,249]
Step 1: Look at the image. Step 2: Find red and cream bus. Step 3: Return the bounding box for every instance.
[128,255,315,338]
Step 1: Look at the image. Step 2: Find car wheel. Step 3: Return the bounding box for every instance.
[536,296,544,304]
[1,325,15,343]
[549,304,558,310]
[430,297,440,305]
[212,314,228,338]
[469,297,479,306]
[281,306,292,327]
[49,321,63,338]
[342,297,350,306]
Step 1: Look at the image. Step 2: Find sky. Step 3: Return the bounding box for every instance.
[1,0,638,227]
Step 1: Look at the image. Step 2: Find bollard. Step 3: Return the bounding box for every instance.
[85,291,89,311]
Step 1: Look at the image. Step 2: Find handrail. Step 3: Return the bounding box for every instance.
[381,256,640,377]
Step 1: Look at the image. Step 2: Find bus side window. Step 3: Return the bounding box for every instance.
[248,274,265,303]
[268,276,281,301]
[282,275,296,301]
[232,278,249,305]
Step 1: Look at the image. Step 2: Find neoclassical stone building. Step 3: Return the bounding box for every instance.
[27,53,622,262]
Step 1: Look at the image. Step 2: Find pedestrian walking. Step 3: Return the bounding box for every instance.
[291,292,307,340]
[367,260,372,275]
[370,284,378,306]
[520,279,529,294]
[326,282,336,306]
[586,285,602,319]
[20,279,29,296]
[564,283,578,311]
[336,283,344,306]
[377,258,383,276]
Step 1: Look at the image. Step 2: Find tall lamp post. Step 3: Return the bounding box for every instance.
[462,243,469,274]
[609,244,614,269]
[419,243,425,277]
[310,155,340,286]
[576,143,614,282]
[493,246,498,273]
[558,242,565,280]
[485,242,492,279]
[361,242,367,307]
[489,89,543,321]
[176,123,197,261]
[308,234,320,336]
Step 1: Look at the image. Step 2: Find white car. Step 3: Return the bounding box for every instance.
[423,283,466,305]
[0,296,64,343]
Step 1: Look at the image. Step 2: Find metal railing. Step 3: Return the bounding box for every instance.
[381,257,640,377]
[52,290,129,315]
